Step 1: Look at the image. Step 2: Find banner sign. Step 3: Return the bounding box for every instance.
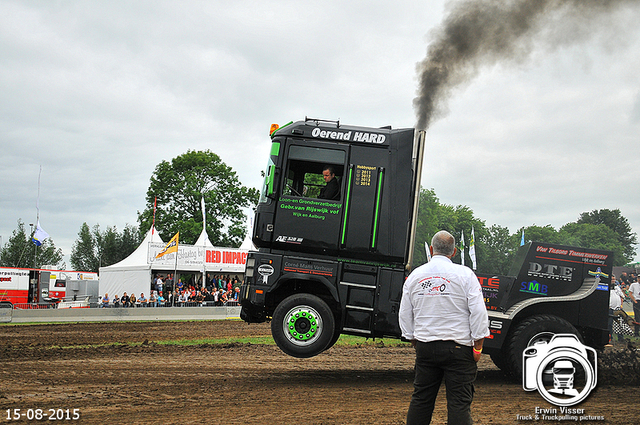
[148,243,248,273]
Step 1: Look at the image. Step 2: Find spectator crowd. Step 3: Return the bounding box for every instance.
[99,273,242,308]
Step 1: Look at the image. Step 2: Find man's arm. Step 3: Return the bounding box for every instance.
[399,280,415,343]
[468,273,489,362]
[473,338,484,362]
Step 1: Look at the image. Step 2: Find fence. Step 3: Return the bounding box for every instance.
[99,300,240,308]
[0,303,11,323]
[8,300,240,310]
[6,304,242,324]
[12,303,56,310]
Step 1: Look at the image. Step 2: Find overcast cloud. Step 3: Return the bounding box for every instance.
[1,0,639,267]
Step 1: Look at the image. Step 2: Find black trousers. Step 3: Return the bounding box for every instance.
[407,340,477,425]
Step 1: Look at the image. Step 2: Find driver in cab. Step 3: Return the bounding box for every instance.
[318,166,340,200]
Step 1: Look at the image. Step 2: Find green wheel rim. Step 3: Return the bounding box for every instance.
[282,305,324,346]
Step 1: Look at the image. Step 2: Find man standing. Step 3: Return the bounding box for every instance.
[609,278,634,342]
[399,230,489,425]
[318,166,340,200]
[155,275,164,295]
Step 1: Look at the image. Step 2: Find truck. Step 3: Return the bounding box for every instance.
[0,266,99,308]
[239,118,613,378]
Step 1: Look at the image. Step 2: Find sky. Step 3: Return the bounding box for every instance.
[1,0,639,268]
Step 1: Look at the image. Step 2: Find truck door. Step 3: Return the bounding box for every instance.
[271,141,347,255]
[339,144,388,256]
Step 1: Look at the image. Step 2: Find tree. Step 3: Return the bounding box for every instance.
[411,188,487,272]
[95,226,120,267]
[576,209,637,263]
[70,223,97,272]
[412,188,443,265]
[137,150,260,247]
[559,222,627,266]
[120,224,141,258]
[0,219,64,269]
[70,223,143,272]
[521,225,560,245]
[480,224,515,275]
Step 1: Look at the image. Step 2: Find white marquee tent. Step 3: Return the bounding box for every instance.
[99,224,255,300]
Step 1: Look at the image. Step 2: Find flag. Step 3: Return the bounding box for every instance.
[460,230,465,266]
[152,196,157,235]
[520,229,525,246]
[32,221,49,246]
[156,232,179,259]
[469,226,477,270]
[424,242,432,262]
[201,196,206,229]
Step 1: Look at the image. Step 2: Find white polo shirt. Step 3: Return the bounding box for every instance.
[399,255,490,346]
[609,285,624,310]
[629,282,640,302]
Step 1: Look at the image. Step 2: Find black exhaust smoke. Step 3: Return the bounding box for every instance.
[414,0,639,131]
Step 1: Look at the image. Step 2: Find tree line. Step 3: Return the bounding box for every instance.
[69,223,142,272]
[411,188,637,274]
[0,150,259,272]
[1,151,636,273]
[0,219,65,269]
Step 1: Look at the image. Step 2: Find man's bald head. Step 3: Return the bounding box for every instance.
[431,230,456,257]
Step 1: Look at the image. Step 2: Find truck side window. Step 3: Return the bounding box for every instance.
[284,146,345,200]
[258,156,276,204]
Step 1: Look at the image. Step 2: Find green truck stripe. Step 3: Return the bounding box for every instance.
[371,168,384,249]
[341,166,354,246]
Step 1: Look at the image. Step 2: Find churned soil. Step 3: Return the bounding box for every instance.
[0,320,638,424]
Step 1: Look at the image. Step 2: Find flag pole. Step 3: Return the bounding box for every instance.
[201,196,206,290]
[460,230,465,266]
[469,226,477,270]
[155,232,179,304]
[152,196,157,235]
[173,237,179,306]
[34,166,42,268]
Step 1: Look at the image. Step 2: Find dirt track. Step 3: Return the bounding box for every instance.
[0,320,638,424]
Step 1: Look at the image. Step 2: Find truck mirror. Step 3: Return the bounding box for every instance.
[266,165,279,199]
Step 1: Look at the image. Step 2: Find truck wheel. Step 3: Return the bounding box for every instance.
[271,294,335,358]
[505,314,580,379]
[323,319,342,352]
[489,351,508,372]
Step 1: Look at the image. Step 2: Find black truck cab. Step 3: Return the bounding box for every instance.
[240,118,425,357]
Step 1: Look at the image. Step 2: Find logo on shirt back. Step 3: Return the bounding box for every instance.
[418,276,450,295]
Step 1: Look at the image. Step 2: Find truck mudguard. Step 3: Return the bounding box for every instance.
[479,242,612,376]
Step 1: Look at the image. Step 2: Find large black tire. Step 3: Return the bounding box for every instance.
[323,316,342,352]
[489,351,508,372]
[505,314,580,380]
[271,294,335,358]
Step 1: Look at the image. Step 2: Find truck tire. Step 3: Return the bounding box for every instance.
[489,351,508,372]
[505,314,580,379]
[323,319,342,352]
[271,294,335,358]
